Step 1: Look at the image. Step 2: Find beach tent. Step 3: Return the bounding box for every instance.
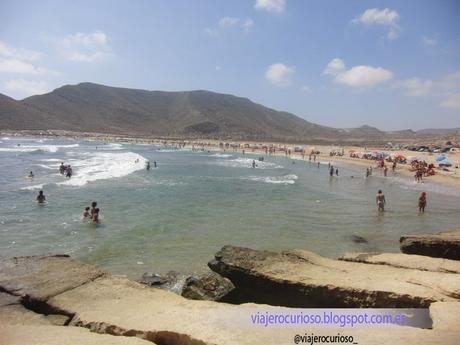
[439,160,452,167]
[435,155,446,161]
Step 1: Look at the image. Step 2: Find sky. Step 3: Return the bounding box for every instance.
[0,0,459,130]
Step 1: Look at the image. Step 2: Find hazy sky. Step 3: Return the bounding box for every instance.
[1,0,459,130]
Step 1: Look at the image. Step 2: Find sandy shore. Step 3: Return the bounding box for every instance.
[2,130,460,187]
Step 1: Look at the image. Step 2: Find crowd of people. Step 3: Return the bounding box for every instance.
[411,160,435,182]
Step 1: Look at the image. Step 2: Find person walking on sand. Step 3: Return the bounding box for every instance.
[36,190,46,204]
[376,190,386,212]
[418,192,427,213]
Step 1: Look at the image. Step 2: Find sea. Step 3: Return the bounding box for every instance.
[1,136,459,279]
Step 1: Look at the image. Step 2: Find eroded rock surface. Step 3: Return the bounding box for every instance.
[0,255,106,301]
[208,245,460,308]
[400,230,460,260]
[181,272,235,301]
[339,252,460,273]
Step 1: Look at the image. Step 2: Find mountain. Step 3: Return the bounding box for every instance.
[1,82,343,141]
[0,82,458,143]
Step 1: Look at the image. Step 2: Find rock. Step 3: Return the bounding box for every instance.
[0,292,52,326]
[350,235,368,243]
[0,255,106,301]
[400,230,460,260]
[208,245,460,308]
[181,272,235,301]
[0,325,154,345]
[138,271,185,294]
[429,302,460,331]
[1,254,460,345]
[339,252,460,274]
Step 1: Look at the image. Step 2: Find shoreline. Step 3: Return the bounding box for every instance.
[2,129,460,188]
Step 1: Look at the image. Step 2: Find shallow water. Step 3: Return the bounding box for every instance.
[1,137,459,279]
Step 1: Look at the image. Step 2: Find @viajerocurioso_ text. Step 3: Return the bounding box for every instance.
[293,332,358,345]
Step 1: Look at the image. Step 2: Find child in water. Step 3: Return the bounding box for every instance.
[83,207,91,220]
[418,192,427,213]
[92,208,100,224]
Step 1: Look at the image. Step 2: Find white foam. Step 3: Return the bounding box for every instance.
[41,158,64,162]
[215,157,283,169]
[35,164,55,170]
[210,153,233,158]
[20,184,44,191]
[0,144,79,153]
[57,151,147,187]
[244,174,298,185]
[98,143,123,150]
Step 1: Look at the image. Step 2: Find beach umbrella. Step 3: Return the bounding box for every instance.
[435,155,446,161]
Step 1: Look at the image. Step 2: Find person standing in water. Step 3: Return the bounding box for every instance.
[335,168,339,176]
[90,201,98,217]
[252,160,256,168]
[146,162,150,170]
[83,207,91,220]
[154,161,157,168]
[28,171,34,178]
[418,192,427,213]
[329,165,334,177]
[366,168,370,177]
[383,165,388,177]
[92,208,100,224]
[376,190,386,212]
[36,190,46,204]
[66,165,72,178]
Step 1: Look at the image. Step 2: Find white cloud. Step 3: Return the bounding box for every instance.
[206,17,254,37]
[301,85,311,92]
[441,94,460,109]
[255,0,286,13]
[323,58,345,76]
[265,63,294,87]
[4,79,49,96]
[421,35,437,46]
[219,17,240,28]
[352,8,400,40]
[215,65,222,71]
[59,30,111,63]
[243,18,254,31]
[397,78,434,96]
[0,57,58,75]
[323,58,393,88]
[0,41,43,61]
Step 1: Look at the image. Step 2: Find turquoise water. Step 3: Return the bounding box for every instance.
[1,136,459,279]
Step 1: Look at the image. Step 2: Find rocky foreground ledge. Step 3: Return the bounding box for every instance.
[400,229,460,260]
[1,250,460,345]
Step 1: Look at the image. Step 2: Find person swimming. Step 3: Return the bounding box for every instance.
[83,207,91,220]
[92,208,100,224]
[418,192,427,213]
[36,190,46,204]
[376,190,386,212]
[28,171,34,178]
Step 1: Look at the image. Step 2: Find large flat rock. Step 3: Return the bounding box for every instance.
[0,325,154,345]
[429,302,460,331]
[208,246,460,308]
[48,276,460,345]
[400,230,460,260]
[0,292,52,326]
[1,253,460,345]
[339,252,460,273]
[0,255,106,301]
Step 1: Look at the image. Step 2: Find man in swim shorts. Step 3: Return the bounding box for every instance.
[376,190,386,212]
